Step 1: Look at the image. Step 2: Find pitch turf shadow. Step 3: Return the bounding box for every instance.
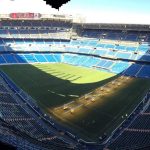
[1,63,150,141]
[0,64,119,108]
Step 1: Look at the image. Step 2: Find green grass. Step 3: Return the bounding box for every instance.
[0,63,150,142]
[0,63,115,109]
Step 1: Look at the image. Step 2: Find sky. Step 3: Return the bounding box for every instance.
[0,0,150,24]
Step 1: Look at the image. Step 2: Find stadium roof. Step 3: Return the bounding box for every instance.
[0,0,150,24]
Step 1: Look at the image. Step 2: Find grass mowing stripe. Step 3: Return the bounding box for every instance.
[0,63,149,141]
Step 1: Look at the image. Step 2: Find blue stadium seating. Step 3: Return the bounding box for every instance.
[106,50,116,57]
[107,92,150,150]
[124,64,142,76]
[138,45,149,52]
[0,39,149,78]
[9,30,20,38]
[15,54,27,63]
[94,49,107,56]
[140,55,150,62]
[0,29,8,38]
[105,44,115,49]
[2,54,18,63]
[0,55,6,63]
[34,54,47,62]
[126,34,137,41]
[111,61,130,73]
[0,71,75,150]
[78,48,90,54]
[115,45,126,51]
[96,43,105,48]
[43,54,56,62]
[116,52,131,59]
[126,46,137,52]
[103,60,114,68]
[0,46,6,51]
[1,20,150,150]
[23,54,38,63]
[53,54,61,62]
[137,65,150,78]
[97,59,108,68]
[88,40,98,47]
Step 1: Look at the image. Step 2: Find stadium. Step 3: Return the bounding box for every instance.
[0,12,150,150]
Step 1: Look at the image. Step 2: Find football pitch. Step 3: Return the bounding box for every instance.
[1,63,150,141]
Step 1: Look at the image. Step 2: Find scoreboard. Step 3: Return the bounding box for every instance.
[9,13,41,19]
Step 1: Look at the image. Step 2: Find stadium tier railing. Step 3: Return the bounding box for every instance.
[104,89,150,148]
[0,71,81,148]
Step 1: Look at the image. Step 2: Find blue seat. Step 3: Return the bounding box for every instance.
[34,54,47,62]
[0,55,6,63]
[116,52,131,59]
[124,64,142,76]
[23,54,38,63]
[15,54,27,63]
[2,54,17,63]
[43,54,56,62]
[137,65,150,78]
[111,62,130,73]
